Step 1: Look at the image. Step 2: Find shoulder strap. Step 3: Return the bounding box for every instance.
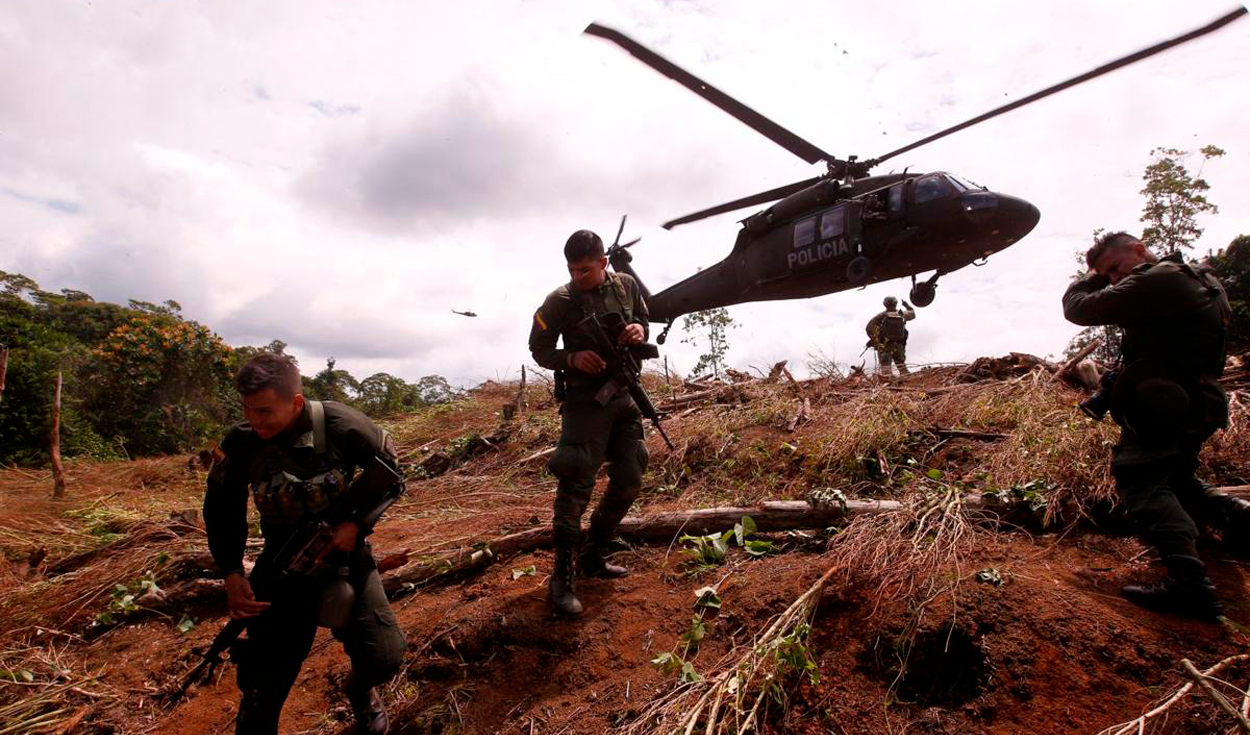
[309,400,327,456]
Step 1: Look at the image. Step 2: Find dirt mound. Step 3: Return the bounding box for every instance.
[2,362,1249,735]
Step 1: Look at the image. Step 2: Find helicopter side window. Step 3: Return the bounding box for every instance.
[819,210,844,240]
[888,184,904,213]
[913,174,954,204]
[793,217,816,248]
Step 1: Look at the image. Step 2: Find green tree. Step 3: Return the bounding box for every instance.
[305,357,360,404]
[86,315,236,455]
[357,372,418,417]
[681,308,736,379]
[1207,234,1250,352]
[413,375,457,405]
[1139,145,1224,254]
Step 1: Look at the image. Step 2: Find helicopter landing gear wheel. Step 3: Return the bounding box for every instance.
[847,256,872,285]
[908,272,940,307]
[909,282,936,307]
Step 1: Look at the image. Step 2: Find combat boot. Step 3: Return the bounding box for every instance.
[580,538,628,578]
[346,678,388,735]
[549,543,583,616]
[1121,555,1223,620]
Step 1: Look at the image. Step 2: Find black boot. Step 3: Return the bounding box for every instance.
[1121,555,1223,620]
[580,539,628,578]
[346,678,388,735]
[549,543,583,616]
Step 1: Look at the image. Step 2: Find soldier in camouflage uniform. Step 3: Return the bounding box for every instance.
[866,296,915,376]
[204,354,406,734]
[529,230,650,616]
[1064,231,1231,620]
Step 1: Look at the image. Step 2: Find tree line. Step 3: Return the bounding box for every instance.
[0,279,455,466]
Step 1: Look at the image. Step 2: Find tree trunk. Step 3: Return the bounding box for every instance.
[0,344,8,403]
[51,371,66,499]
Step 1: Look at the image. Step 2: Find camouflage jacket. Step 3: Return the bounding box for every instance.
[866,307,915,347]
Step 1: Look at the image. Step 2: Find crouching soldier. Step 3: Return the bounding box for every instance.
[529,230,651,616]
[204,354,407,734]
[1063,232,1231,620]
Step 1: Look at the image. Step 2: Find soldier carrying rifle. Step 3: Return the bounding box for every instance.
[202,354,407,734]
[529,229,667,617]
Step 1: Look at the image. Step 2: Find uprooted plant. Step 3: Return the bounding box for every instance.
[678,516,779,575]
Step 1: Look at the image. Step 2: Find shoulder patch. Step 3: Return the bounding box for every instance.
[535,310,548,331]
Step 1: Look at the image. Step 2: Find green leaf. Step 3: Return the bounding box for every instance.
[925,468,943,481]
[510,565,536,580]
[711,535,729,561]
[176,615,196,634]
[693,586,722,610]
[733,522,745,547]
[679,661,703,684]
[741,515,757,537]
[744,539,777,557]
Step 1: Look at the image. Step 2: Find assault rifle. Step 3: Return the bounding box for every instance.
[581,312,674,450]
[164,456,402,703]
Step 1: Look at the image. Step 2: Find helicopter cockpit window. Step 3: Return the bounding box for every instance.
[793,217,816,248]
[946,174,984,192]
[913,174,954,204]
[888,184,904,213]
[819,210,844,240]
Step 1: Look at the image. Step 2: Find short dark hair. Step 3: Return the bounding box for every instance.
[564,230,604,262]
[235,353,302,397]
[1086,231,1140,270]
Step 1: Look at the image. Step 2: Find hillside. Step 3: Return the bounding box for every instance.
[2,360,1249,735]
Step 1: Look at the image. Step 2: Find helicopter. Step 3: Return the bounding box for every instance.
[452,309,478,318]
[583,8,1247,339]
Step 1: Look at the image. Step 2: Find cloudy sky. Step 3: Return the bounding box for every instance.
[2,1,1247,386]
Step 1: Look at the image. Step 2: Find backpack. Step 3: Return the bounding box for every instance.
[880,312,907,342]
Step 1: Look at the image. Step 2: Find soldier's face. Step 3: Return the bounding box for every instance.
[568,256,609,292]
[1093,240,1149,284]
[242,389,305,440]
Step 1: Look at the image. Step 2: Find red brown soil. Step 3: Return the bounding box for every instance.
[3,375,1249,735]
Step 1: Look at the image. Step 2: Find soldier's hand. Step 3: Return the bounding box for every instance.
[902,301,912,309]
[330,521,359,551]
[618,323,645,345]
[570,350,607,374]
[225,572,270,619]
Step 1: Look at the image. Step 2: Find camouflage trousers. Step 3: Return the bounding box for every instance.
[234,544,406,735]
[547,389,649,547]
[876,343,908,375]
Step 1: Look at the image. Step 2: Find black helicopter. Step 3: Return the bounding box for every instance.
[584,8,1246,335]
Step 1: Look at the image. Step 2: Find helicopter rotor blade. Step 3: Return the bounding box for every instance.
[662,176,824,230]
[868,6,1248,168]
[612,214,628,248]
[585,22,837,166]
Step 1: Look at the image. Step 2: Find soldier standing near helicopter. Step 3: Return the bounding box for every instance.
[528,229,651,616]
[866,296,915,376]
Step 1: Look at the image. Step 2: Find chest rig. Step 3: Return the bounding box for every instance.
[564,273,633,344]
[248,401,349,527]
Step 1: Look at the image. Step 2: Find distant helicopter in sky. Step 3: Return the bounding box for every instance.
[452,309,478,318]
[584,8,1247,340]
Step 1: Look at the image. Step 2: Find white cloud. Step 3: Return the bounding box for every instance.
[1,0,1247,387]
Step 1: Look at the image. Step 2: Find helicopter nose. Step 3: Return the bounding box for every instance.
[997,194,1040,242]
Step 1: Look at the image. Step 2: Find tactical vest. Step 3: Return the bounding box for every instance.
[249,401,349,527]
[560,274,634,388]
[880,312,907,342]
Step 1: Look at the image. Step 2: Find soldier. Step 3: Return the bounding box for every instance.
[1063,231,1230,620]
[529,229,650,616]
[866,296,915,376]
[204,354,407,734]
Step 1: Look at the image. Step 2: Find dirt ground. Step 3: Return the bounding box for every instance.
[3,369,1249,735]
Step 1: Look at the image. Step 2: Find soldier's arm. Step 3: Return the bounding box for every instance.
[1062,269,1179,326]
[203,432,251,578]
[902,305,916,321]
[529,292,571,370]
[628,275,650,340]
[325,403,402,537]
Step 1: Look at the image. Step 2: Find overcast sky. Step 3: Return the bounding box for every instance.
[2,1,1247,386]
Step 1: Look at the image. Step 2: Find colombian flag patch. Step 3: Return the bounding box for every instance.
[534,311,548,331]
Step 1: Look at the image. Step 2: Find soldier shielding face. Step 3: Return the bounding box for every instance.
[1063,230,1232,621]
